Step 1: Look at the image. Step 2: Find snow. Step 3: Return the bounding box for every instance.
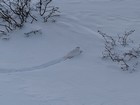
[0,0,140,105]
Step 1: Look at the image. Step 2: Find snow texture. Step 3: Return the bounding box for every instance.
[0,0,140,105]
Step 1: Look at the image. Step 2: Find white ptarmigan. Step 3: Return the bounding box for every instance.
[64,47,83,60]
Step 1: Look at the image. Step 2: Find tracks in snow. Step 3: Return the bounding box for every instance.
[0,47,82,73]
[0,57,65,73]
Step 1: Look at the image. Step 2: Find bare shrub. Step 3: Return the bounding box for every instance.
[24,29,42,37]
[35,0,60,22]
[99,30,140,72]
[118,30,135,47]
[0,0,33,31]
[0,0,59,37]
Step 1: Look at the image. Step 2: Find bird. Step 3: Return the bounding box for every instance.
[63,47,83,60]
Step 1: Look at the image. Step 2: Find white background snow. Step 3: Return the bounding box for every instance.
[0,0,140,105]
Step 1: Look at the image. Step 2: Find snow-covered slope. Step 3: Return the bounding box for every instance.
[0,0,140,105]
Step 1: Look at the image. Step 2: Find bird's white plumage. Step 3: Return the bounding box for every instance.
[64,47,82,60]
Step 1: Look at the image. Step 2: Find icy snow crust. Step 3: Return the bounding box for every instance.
[0,0,140,105]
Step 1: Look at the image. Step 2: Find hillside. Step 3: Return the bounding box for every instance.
[0,0,140,105]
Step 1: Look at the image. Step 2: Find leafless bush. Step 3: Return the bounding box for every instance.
[99,30,140,72]
[0,0,59,36]
[0,30,6,35]
[118,30,135,47]
[36,0,60,22]
[36,0,52,16]
[0,0,33,31]
[1,34,10,40]
[24,29,42,37]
